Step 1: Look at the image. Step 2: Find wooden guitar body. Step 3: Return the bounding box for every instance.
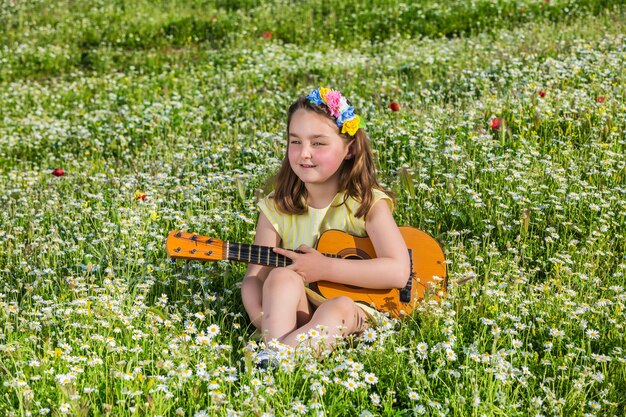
[310,227,446,317]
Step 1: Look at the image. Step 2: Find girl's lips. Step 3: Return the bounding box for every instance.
[300,164,316,168]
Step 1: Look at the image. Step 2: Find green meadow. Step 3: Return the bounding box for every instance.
[1,0,625,415]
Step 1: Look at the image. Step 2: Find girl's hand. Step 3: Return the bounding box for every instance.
[272,245,327,283]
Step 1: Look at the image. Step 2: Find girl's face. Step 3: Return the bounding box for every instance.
[287,109,353,189]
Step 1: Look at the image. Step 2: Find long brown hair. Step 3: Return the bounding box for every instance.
[270,95,394,219]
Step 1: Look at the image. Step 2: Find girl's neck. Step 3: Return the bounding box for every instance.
[305,182,341,209]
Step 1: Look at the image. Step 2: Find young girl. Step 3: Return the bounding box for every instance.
[241,87,410,366]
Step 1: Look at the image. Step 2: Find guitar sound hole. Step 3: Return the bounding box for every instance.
[344,255,362,260]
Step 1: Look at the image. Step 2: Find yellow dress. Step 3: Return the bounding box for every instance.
[257,189,393,323]
[257,189,392,250]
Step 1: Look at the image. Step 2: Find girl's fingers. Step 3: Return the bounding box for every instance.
[273,247,296,259]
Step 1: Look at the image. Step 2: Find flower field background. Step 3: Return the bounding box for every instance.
[1,0,625,416]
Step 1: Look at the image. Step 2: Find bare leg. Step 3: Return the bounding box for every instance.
[262,268,313,341]
[242,266,274,330]
[241,274,264,330]
[280,296,369,353]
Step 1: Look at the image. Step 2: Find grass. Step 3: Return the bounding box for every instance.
[0,0,625,416]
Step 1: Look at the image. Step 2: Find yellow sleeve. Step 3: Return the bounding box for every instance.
[371,188,394,212]
[257,193,283,237]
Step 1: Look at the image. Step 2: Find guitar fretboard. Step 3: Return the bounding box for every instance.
[226,242,339,267]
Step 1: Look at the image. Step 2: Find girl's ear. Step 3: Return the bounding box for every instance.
[345,139,356,160]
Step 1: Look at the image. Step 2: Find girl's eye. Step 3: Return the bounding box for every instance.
[313,142,324,146]
[290,140,301,145]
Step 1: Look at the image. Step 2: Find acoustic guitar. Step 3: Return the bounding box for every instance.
[165,226,446,318]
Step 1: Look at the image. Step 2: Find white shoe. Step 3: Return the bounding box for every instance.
[255,349,279,370]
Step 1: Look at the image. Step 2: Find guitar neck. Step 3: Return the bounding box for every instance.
[165,231,341,266]
[225,242,338,267]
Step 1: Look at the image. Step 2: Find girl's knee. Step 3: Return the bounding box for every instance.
[318,296,360,330]
[263,267,303,293]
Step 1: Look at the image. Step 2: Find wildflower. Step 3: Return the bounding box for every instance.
[586,329,600,339]
[596,96,605,103]
[549,328,564,337]
[51,168,65,177]
[408,391,420,400]
[292,401,308,414]
[416,342,428,358]
[428,400,442,409]
[591,372,604,382]
[55,373,75,385]
[490,117,502,130]
[591,354,611,363]
[344,378,358,391]
[261,31,272,40]
[537,90,546,98]
[588,401,601,410]
[363,372,378,385]
[350,362,364,372]
[134,191,146,201]
[389,102,400,112]
[445,348,457,361]
[361,328,377,342]
[207,324,220,338]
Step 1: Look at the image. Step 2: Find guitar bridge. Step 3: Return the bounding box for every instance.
[399,248,413,303]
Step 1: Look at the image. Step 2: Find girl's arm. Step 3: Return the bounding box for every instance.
[241,212,280,329]
[273,200,411,289]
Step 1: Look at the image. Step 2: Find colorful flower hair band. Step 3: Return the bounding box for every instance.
[306,87,365,136]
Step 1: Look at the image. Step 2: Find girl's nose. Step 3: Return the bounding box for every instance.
[300,145,312,159]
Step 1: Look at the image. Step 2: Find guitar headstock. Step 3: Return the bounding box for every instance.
[165,231,226,262]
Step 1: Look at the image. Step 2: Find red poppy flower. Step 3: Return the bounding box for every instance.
[261,31,272,40]
[51,168,65,177]
[490,117,502,130]
[537,90,546,98]
[389,102,400,112]
[596,96,605,103]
